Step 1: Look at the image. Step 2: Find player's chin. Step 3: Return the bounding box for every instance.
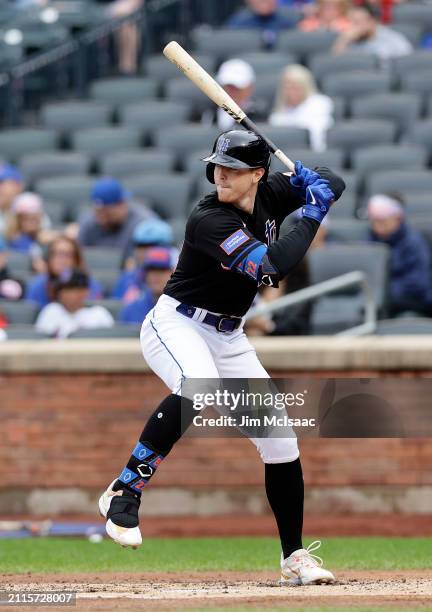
[217,187,235,202]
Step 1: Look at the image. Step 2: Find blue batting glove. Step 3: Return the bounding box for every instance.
[290,160,321,193]
[302,179,335,223]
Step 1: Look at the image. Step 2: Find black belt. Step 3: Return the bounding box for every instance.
[176,303,242,333]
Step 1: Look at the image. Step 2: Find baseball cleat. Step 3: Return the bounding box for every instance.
[280,540,336,586]
[98,479,142,548]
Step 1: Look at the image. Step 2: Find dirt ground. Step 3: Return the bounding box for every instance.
[2,570,432,610]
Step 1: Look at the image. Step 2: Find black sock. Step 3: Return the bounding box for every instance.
[113,393,196,495]
[265,458,304,559]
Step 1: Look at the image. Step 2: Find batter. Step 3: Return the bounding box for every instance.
[99,130,346,585]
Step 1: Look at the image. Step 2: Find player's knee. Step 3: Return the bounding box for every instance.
[252,437,300,464]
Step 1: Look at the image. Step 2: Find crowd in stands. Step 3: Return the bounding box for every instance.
[0,0,432,338]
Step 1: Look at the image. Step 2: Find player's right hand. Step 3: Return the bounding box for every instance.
[290,160,321,194]
[301,179,335,223]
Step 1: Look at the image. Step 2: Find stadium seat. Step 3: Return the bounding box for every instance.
[375,318,432,335]
[6,251,32,277]
[83,248,123,272]
[41,101,113,135]
[119,101,191,142]
[90,269,121,297]
[351,93,422,134]
[43,200,68,228]
[0,129,57,163]
[308,243,389,333]
[270,149,345,173]
[366,170,432,198]
[145,53,216,82]
[238,51,296,75]
[35,175,94,209]
[164,77,214,112]
[392,51,432,80]
[337,170,360,196]
[326,219,369,242]
[393,3,432,31]
[327,120,396,163]
[124,173,193,219]
[3,325,49,340]
[20,152,91,184]
[253,124,309,149]
[277,30,337,63]
[254,72,287,112]
[169,217,187,246]
[86,299,123,320]
[71,127,141,159]
[327,193,357,219]
[69,324,141,338]
[403,120,432,158]
[321,70,393,104]
[154,124,220,164]
[89,78,159,105]
[399,71,432,106]
[310,52,377,84]
[0,299,39,324]
[352,145,427,178]
[192,28,262,58]
[402,193,432,216]
[100,149,176,177]
[185,148,211,180]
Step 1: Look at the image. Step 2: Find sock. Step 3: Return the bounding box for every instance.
[113,393,196,495]
[265,458,304,559]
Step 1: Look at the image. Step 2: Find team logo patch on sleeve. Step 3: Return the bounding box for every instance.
[220,229,250,255]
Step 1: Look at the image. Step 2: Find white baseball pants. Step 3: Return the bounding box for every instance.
[140,294,299,464]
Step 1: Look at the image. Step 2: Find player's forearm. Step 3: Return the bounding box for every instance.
[266,218,319,279]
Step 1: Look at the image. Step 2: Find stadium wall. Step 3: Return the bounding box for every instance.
[1,338,431,516]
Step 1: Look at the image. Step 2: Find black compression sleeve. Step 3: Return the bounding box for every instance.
[266,217,320,279]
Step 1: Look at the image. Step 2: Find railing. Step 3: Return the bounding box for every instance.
[245,270,377,336]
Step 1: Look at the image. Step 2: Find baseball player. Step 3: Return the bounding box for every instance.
[99,130,345,585]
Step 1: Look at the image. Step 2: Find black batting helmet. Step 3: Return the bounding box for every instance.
[202,130,271,184]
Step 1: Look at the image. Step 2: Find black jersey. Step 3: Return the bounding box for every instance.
[165,171,312,316]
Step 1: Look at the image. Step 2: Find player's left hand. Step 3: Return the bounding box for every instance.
[290,161,321,193]
[301,179,335,223]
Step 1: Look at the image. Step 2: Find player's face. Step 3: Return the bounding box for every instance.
[214,165,264,204]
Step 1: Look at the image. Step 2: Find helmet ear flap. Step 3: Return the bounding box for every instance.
[206,162,215,184]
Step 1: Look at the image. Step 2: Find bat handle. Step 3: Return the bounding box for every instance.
[241,116,295,174]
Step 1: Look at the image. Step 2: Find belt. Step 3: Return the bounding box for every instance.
[176,302,242,333]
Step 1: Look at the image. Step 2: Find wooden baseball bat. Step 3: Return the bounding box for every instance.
[163,41,295,173]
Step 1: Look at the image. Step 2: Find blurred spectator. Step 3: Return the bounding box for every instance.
[5,192,50,273]
[226,0,295,47]
[78,177,152,262]
[246,259,311,335]
[367,193,432,316]
[269,65,334,151]
[35,269,114,338]
[96,0,144,74]
[119,247,175,323]
[0,236,24,301]
[202,59,267,130]
[113,218,174,300]
[26,235,102,308]
[299,0,350,32]
[332,4,412,66]
[0,165,24,236]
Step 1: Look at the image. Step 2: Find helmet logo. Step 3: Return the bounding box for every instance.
[217,137,231,155]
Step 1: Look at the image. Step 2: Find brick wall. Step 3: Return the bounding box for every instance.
[2,371,431,500]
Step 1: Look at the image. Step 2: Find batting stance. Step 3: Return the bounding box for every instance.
[99,130,345,585]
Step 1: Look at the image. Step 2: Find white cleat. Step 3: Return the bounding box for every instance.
[280,540,336,586]
[98,479,142,549]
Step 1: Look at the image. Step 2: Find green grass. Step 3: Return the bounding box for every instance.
[1,536,431,574]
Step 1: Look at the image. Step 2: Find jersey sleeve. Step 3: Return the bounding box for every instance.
[192,209,268,282]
